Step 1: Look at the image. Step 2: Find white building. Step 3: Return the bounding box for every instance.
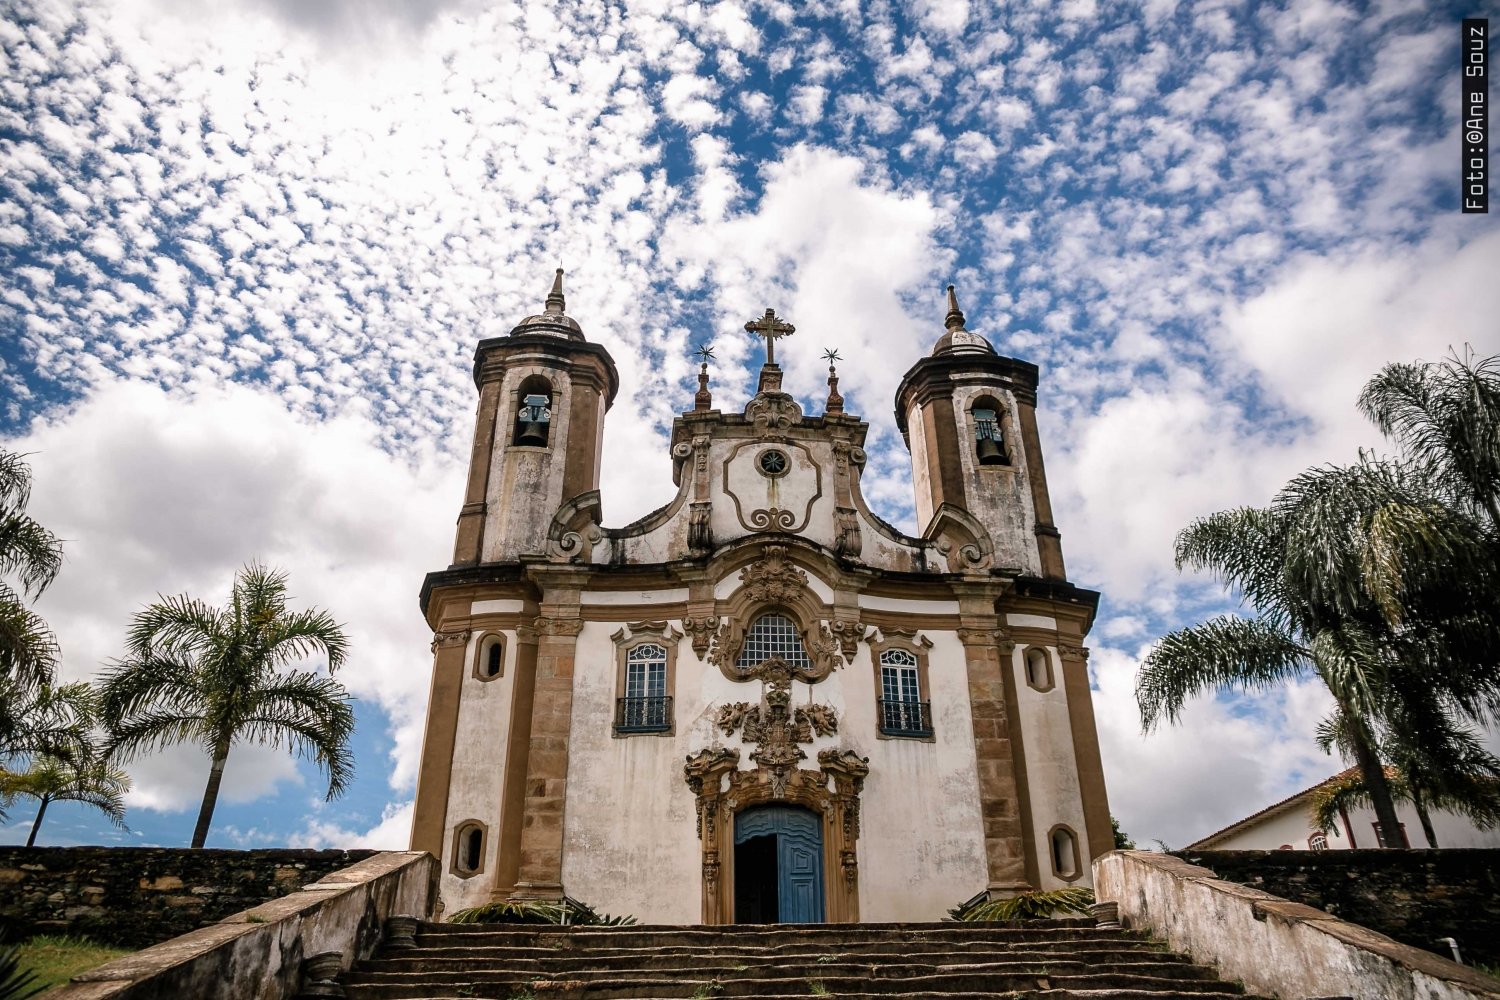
[409,273,1113,922]
[1187,767,1500,851]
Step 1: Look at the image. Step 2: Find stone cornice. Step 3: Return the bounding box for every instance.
[893,352,1041,437]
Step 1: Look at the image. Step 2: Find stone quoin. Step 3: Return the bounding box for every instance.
[410,271,1112,922]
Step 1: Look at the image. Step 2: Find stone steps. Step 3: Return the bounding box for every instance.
[335,920,1265,1000]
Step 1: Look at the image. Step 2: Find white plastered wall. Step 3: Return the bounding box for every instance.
[1010,642,1092,889]
[481,364,574,562]
[440,627,518,912]
[950,381,1041,576]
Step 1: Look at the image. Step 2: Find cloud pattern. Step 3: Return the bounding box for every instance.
[1,0,1496,848]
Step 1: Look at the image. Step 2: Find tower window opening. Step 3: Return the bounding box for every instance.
[452,821,487,877]
[972,400,1007,465]
[476,634,504,680]
[1024,647,1053,691]
[1050,826,1079,879]
[513,377,553,446]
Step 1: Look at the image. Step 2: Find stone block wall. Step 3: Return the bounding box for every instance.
[1175,849,1500,968]
[0,846,379,947]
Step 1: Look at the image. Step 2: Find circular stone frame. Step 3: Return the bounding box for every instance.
[757,448,790,478]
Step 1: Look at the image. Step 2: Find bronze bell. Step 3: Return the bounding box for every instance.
[515,393,551,446]
[976,434,1005,464]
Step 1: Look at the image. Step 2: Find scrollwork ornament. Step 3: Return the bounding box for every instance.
[747,507,797,532]
[740,544,808,604]
[828,619,868,660]
[1058,642,1089,661]
[431,628,470,652]
[533,617,585,637]
[683,615,720,658]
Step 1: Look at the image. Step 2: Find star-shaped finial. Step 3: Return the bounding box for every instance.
[821,348,842,364]
[696,343,716,364]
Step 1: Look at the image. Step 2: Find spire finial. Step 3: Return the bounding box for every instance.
[944,283,966,331]
[822,348,843,414]
[545,268,566,315]
[694,344,715,411]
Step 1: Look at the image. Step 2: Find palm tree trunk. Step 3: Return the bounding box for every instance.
[191,740,231,849]
[26,796,50,847]
[1350,725,1403,848]
[1412,787,1439,847]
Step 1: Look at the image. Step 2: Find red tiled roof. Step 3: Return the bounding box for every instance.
[1184,766,1366,849]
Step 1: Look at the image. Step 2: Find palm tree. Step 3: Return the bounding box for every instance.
[1312,710,1500,848]
[100,563,354,848]
[1359,349,1500,529]
[1136,459,1495,849]
[0,450,64,754]
[2,752,130,847]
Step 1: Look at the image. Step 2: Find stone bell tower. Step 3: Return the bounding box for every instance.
[449,270,620,565]
[894,285,1066,580]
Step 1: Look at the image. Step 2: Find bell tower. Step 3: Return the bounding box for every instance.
[894,286,1065,580]
[450,270,619,565]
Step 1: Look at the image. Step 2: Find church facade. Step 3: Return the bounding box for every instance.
[410,272,1112,923]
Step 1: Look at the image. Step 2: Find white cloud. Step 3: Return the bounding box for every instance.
[16,377,460,809]
[291,799,414,850]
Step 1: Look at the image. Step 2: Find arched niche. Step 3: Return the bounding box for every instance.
[706,543,838,682]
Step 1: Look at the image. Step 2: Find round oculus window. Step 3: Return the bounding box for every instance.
[757,449,789,476]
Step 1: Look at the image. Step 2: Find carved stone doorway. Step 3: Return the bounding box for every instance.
[734,805,825,923]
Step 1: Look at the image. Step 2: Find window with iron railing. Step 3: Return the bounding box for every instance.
[616,642,671,733]
[878,648,933,737]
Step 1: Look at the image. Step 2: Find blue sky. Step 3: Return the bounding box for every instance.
[1,0,1497,853]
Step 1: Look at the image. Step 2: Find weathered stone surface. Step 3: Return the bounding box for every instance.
[0,846,378,948]
[44,851,437,1000]
[1176,848,1500,968]
[1097,849,1500,1000]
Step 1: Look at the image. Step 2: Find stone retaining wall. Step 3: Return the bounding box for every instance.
[1175,848,1500,968]
[1096,850,1500,1000]
[0,847,379,947]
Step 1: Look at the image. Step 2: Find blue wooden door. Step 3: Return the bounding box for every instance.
[734,805,825,923]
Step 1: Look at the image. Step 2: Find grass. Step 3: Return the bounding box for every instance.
[14,935,134,989]
[691,980,724,999]
[807,980,829,996]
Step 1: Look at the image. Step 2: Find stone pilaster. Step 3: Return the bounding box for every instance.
[452,381,501,566]
[410,627,470,859]
[1058,639,1114,862]
[509,574,586,901]
[954,584,1034,895]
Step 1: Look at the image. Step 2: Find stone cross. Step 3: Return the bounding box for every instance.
[745,308,795,366]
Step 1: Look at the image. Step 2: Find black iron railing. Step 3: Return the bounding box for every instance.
[878,698,933,737]
[615,696,673,733]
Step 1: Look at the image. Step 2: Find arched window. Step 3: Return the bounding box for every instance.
[617,642,670,732]
[878,648,932,737]
[1049,825,1080,880]
[735,613,811,670]
[512,375,553,447]
[971,396,1008,466]
[474,633,504,681]
[1023,647,1054,692]
[1308,832,1329,851]
[451,821,487,878]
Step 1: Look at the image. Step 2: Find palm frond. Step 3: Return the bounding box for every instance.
[0,586,60,694]
[0,511,63,601]
[256,607,351,673]
[956,886,1095,921]
[236,671,355,798]
[1136,616,1308,731]
[105,710,209,761]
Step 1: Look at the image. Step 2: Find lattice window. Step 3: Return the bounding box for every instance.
[1308,832,1329,851]
[880,649,920,702]
[735,613,811,670]
[626,643,668,699]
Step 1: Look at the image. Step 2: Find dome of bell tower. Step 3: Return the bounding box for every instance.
[931,283,995,355]
[509,268,586,340]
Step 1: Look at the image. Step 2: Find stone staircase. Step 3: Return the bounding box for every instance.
[333,919,1269,999]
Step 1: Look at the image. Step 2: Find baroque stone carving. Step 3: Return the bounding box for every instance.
[714,662,840,799]
[682,615,720,658]
[828,619,869,660]
[430,628,470,652]
[1057,642,1089,661]
[532,617,585,637]
[744,393,803,439]
[740,544,807,604]
[747,507,798,532]
[688,501,713,551]
[834,507,862,559]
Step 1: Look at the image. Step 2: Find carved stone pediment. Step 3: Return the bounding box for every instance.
[743,392,803,439]
[740,544,807,603]
[712,662,839,798]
